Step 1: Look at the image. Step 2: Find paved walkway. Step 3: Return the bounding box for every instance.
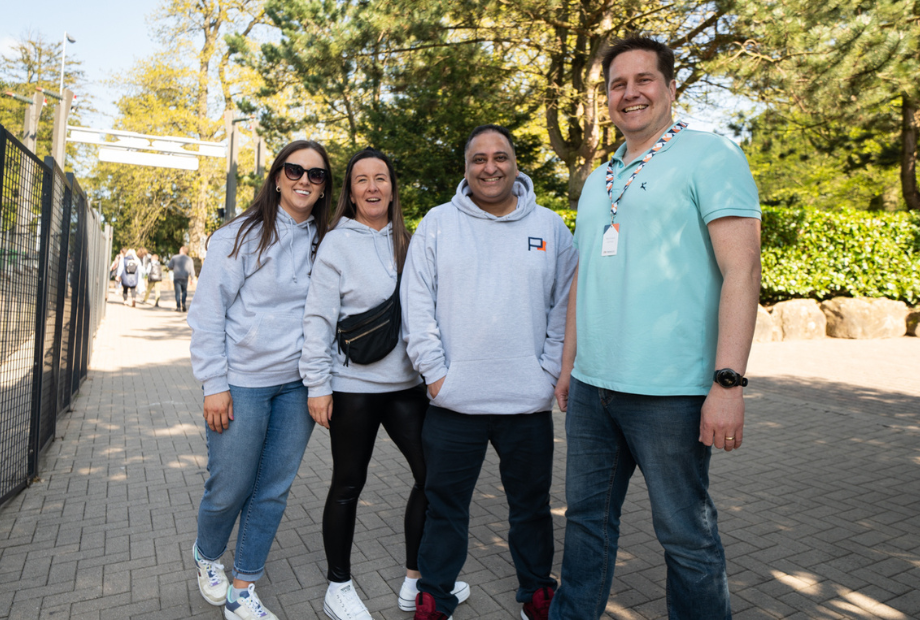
[0,292,918,619]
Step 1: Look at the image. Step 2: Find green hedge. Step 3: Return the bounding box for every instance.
[552,206,920,305]
[760,207,920,305]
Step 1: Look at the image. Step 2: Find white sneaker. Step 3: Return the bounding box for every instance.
[224,584,278,620]
[397,579,470,612]
[324,580,373,620]
[193,546,229,606]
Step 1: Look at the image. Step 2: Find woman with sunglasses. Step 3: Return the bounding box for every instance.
[188,140,333,620]
[300,148,469,620]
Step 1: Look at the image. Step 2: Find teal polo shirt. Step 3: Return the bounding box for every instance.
[572,127,760,396]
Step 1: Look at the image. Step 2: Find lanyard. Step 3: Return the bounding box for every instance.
[605,121,687,225]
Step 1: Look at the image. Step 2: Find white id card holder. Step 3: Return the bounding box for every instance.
[601,224,620,256]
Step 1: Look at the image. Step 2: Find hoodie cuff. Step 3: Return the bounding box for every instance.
[422,366,447,386]
[203,376,231,397]
[307,381,332,398]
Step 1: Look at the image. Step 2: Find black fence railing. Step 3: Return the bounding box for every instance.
[0,123,110,505]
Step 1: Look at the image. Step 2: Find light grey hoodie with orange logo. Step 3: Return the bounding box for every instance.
[401,172,577,415]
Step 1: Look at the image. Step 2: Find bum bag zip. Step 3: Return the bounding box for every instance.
[336,298,395,338]
[344,319,390,345]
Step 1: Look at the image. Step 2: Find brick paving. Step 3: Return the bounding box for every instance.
[0,290,918,619]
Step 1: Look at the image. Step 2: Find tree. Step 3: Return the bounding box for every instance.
[88,57,201,254]
[248,0,560,213]
[731,108,903,210]
[0,30,88,162]
[152,0,268,256]
[249,0,744,210]
[720,0,920,210]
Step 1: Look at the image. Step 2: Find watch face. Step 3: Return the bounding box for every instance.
[716,370,736,387]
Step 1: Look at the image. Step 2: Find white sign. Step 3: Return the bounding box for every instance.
[98,148,199,171]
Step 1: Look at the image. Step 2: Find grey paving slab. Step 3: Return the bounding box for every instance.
[0,287,918,619]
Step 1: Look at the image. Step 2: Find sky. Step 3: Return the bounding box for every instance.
[2,0,743,137]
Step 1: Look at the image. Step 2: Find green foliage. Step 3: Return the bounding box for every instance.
[760,207,920,304]
[87,57,202,254]
[735,110,905,211]
[553,207,577,234]
[0,30,90,165]
[718,0,920,209]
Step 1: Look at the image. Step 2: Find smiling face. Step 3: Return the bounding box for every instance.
[350,157,392,231]
[274,147,326,223]
[607,49,677,152]
[464,131,519,216]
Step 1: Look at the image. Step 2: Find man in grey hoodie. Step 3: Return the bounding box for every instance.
[402,125,578,620]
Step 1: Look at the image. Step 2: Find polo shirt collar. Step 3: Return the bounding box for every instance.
[610,120,687,168]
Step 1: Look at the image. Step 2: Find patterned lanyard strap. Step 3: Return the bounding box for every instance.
[605,120,687,224]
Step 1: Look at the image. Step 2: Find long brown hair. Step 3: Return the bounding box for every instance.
[211,140,333,262]
[330,148,411,274]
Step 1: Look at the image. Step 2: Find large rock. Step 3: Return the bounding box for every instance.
[820,297,908,339]
[772,299,826,340]
[753,305,781,342]
[908,308,920,337]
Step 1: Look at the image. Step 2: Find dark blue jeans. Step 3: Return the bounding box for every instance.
[174,278,188,309]
[417,406,557,616]
[549,377,730,620]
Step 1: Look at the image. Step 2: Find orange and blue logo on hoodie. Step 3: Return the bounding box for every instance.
[528,237,547,251]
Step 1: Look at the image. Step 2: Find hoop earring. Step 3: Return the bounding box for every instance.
[275,186,281,193]
[320,192,324,198]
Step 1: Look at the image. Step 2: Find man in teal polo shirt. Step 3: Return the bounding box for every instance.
[549,36,761,620]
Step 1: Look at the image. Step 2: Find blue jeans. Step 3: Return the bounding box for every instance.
[418,406,557,616]
[550,377,730,620]
[195,381,314,581]
[174,278,188,309]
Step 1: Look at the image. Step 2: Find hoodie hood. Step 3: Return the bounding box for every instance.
[451,171,538,222]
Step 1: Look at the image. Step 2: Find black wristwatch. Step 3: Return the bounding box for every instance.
[713,368,748,388]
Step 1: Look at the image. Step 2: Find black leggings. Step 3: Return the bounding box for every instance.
[324,385,428,582]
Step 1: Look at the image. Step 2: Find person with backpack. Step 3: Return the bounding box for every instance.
[117,248,142,307]
[144,254,164,307]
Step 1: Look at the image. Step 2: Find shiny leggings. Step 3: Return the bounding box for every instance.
[324,385,428,582]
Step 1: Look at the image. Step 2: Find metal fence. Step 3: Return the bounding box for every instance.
[0,123,110,505]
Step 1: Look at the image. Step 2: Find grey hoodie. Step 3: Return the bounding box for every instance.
[188,208,316,396]
[300,218,421,397]
[401,172,577,414]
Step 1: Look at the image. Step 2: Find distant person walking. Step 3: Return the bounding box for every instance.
[117,249,141,307]
[168,246,196,312]
[109,247,126,291]
[144,254,163,307]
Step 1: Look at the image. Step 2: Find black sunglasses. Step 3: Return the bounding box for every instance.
[283,163,327,184]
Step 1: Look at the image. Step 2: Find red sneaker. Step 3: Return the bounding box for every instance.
[521,586,554,620]
[414,592,452,620]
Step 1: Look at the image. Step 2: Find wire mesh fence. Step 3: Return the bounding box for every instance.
[0,124,110,505]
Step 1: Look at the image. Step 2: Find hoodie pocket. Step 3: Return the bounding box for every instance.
[227,313,303,374]
[432,355,555,414]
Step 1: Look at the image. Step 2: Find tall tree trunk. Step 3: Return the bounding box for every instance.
[189,26,219,259]
[901,92,920,211]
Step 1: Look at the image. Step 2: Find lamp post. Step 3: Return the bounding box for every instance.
[59,32,76,94]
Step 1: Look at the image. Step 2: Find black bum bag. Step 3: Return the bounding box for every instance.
[336,275,401,366]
